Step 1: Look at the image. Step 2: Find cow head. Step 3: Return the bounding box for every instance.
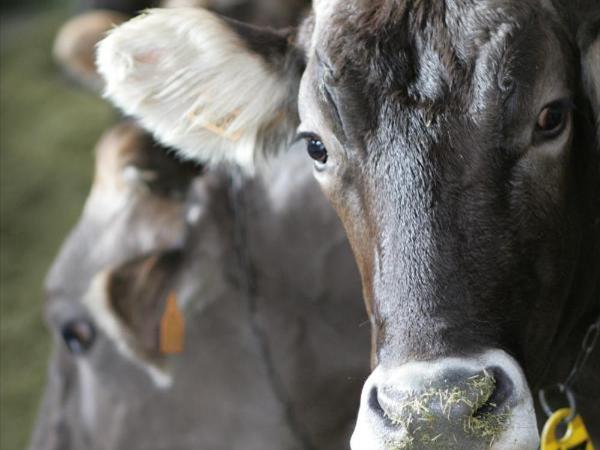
[42,121,199,386]
[97,2,600,448]
[34,119,369,450]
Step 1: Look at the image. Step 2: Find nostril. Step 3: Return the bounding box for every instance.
[368,386,385,416]
[473,367,514,417]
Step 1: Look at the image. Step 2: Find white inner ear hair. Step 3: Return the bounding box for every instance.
[97,8,298,172]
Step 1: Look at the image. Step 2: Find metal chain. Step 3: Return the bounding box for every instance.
[539,313,600,422]
[563,314,600,389]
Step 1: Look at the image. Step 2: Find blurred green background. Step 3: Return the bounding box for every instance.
[0,1,116,448]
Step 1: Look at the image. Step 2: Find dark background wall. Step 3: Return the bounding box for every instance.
[1,0,66,11]
[0,2,116,448]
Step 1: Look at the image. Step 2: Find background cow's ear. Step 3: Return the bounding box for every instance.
[97,8,305,172]
[83,251,183,387]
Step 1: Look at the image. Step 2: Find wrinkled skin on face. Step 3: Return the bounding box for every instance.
[95,0,600,448]
[29,123,369,450]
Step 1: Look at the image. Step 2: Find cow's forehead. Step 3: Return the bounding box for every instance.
[312,0,553,99]
[303,0,570,149]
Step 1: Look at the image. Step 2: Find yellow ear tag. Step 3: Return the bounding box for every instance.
[541,408,595,450]
[159,292,185,355]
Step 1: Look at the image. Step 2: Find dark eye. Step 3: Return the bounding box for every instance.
[298,133,328,164]
[61,319,96,355]
[535,101,570,139]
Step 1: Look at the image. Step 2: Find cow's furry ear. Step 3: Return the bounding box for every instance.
[97,8,304,172]
[579,17,600,129]
[579,19,600,148]
[577,16,600,220]
[83,251,183,388]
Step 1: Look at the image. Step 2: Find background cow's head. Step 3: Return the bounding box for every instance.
[32,119,369,450]
[42,121,199,382]
[97,1,600,448]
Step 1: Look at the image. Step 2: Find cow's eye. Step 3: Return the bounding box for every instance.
[61,319,96,355]
[298,132,328,164]
[535,101,570,139]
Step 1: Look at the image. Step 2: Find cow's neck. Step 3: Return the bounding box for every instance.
[227,168,319,450]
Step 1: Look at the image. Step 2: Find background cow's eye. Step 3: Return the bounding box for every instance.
[298,133,328,164]
[61,319,96,355]
[535,101,570,139]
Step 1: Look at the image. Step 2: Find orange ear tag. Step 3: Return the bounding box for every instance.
[159,292,185,355]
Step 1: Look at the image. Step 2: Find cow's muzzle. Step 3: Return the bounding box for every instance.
[351,350,539,450]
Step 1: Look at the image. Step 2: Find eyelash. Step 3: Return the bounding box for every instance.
[295,132,319,142]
